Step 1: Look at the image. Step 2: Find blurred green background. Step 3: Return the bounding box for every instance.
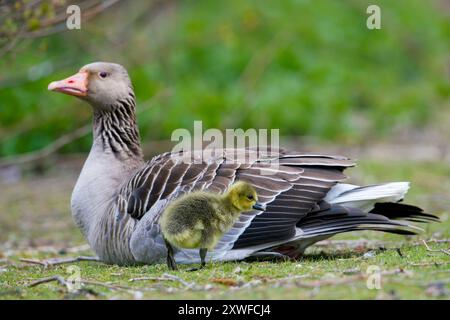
[0,0,449,157]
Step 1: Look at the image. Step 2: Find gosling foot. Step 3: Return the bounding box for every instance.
[164,237,178,271]
[187,248,207,272]
[167,257,178,271]
[187,265,205,272]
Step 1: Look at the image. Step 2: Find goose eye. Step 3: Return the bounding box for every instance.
[99,72,108,78]
[247,195,254,200]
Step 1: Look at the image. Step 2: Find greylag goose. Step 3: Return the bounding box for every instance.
[48,62,439,265]
[160,181,265,270]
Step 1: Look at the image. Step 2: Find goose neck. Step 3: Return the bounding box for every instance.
[92,94,143,162]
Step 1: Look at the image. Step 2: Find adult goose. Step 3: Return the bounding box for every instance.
[48,62,438,265]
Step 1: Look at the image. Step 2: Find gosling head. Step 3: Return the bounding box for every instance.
[227,181,266,212]
[48,62,133,110]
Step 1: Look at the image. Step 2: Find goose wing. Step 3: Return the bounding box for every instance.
[118,148,354,251]
[216,152,353,252]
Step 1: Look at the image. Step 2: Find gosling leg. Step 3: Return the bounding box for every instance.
[164,238,178,271]
[199,248,207,268]
[188,248,208,272]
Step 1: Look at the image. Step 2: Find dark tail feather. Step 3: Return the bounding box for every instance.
[297,203,425,237]
[369,202,440,223]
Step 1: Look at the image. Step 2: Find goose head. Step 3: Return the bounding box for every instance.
[48,62,133,110]
[227,181,266,212]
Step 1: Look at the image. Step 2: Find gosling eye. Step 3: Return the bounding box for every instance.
[99,71,108,79]
[247,195,254,200]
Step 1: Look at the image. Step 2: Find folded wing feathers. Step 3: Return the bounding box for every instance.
[231,164,349,249]
[118,149,433,258]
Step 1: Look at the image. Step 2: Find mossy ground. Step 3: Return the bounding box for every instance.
[0,157,448,300]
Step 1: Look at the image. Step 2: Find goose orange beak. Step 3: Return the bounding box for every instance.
[48,71,88,97]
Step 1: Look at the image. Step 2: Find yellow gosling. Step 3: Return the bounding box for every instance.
[159,181,265,271]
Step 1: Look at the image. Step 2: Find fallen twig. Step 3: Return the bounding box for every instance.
[422,240,450,256]
[129,275,180,282]
[237,269,409,290]
[268,274,311,283]
[129,273,198,290]
[293,269,408,288]
[424,239,450,244]
[19,258,48,267]
[28,275,68,288]
[45,256,100,266]
[81,280,155,292]
[408,261,450,267]
[161,273,197,289]
[20,256,100,267]
[27,276,155,293]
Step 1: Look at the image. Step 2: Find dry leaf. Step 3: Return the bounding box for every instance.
[211,278,238,286]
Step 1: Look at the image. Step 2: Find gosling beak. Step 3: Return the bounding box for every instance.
[48,71,88,97]
[252,202,266,211]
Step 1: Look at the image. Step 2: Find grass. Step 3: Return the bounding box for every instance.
[0,243,449,300]
[0,156,449,300]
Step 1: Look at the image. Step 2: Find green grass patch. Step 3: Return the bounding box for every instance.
[1,241,449,299]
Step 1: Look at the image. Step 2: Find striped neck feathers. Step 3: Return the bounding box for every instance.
[93,92,143,161]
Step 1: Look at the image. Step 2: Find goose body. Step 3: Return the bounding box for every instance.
[48,62,439,266]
